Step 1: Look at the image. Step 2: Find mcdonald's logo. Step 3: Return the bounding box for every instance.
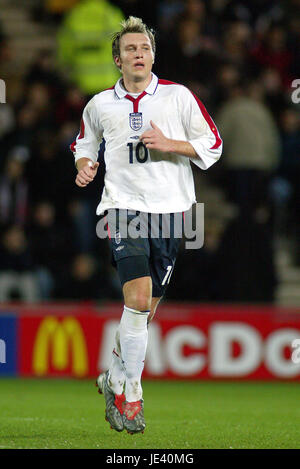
[32,317,88,377]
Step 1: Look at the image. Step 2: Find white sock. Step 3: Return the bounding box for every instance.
[119,305,149,402]
[108,326,126,395]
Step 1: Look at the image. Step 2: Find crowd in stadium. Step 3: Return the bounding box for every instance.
[0,0,299,303]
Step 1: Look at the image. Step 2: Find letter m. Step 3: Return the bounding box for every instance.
[0,339,6,363]
[0,80,6,103]
[32,316,88,377]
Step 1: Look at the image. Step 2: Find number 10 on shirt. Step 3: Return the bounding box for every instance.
[127,142,149,164]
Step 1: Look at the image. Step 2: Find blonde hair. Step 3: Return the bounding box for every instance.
[112,16,156,63]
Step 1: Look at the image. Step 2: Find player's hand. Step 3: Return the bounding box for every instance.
[75,161,99,187]
[140,121,172,152]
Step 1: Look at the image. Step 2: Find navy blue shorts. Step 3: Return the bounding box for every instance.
[105,209,183,297]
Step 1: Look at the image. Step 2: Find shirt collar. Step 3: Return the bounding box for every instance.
[114,73,159,99]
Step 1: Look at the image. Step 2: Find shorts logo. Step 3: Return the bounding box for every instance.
[115,230,121,245]
[129,112,143,131]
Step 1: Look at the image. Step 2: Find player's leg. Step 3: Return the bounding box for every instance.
[97,210,150,432]
[106,324,125,395]
[148,296,162,324]
[107,254,151,433]
[121,275,151,401]
[148,212,183,316]
[110,281,159,396]
[97,270,151,433]
[119,275,151,434]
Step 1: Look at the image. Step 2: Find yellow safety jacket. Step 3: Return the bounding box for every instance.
[57,0,123,94]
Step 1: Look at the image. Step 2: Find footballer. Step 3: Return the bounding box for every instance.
[71,16,222,434]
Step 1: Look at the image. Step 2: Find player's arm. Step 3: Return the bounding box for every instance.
[140,89,222,169]
[179,87,223,169]
[140,121,198,158]
[70,97,103,187]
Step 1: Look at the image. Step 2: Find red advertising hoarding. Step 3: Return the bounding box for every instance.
[13,303,300,380]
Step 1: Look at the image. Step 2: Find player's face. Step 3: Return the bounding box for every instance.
[115,33,154,82]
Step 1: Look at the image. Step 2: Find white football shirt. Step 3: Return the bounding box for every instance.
[71,73,222,215]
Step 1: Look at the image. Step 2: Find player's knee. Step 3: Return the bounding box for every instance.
[126,292,151,312]
[123,277,152,311]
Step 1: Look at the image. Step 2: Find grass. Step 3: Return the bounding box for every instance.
[0,379,299,449]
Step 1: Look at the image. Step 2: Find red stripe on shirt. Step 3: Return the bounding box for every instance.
[79,118,85,139]
[158,79,178,86]
[70,118,85,153]
[70,87,115,154]
[190,92,222,150]
[70,139,76,153]
[159,79,222,150]
[125,91,147,113]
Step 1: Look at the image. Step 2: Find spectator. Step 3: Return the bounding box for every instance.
[259,67,287,118]
[25,124,72,218]
[168,200,278,303]
[2,105,38,169]
[57,0,124,95]
[28,201,75,298]
[220,20,253,74]
[0,225,39,301]
[216,79,280,216]
[215,210,278,302]
[25,51,66,104]
[0,103,15,141]
[167,189,233,301]
[157,0,184,32]
[159,14,220,95]
[0,153,29,227]
[211,61,242,110]
[278,108,300,264]
[26,50,59,85]
[55,85,86,125]
[55,253,104,300]
[26,130,57,198]
[26,82,54,128]
[250,24,294,88]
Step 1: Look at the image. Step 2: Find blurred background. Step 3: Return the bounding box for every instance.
[0,0,299,306]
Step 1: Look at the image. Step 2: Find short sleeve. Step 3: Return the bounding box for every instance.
[70,97,104,164]
[180,87,223,170]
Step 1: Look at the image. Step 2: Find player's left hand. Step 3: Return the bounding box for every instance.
[140,121,172,152]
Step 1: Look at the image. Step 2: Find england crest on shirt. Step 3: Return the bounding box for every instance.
[129,112,143,131]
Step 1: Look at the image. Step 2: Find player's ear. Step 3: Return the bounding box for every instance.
[114,55,122,69]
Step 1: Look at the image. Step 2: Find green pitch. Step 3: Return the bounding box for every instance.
[0,378,299,449]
